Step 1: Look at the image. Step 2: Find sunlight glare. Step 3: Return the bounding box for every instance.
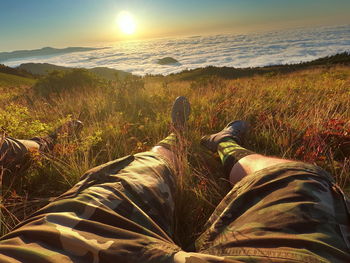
[117,11,136,35]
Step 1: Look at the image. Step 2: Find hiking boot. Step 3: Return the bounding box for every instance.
[50,120,84,140]
[200,120,249,152]
[171,96,191,129]
[30,120,83,152]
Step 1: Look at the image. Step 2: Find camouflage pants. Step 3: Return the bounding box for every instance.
[0,137,31,175]
[0,136,52,179]
[0,151,349,262]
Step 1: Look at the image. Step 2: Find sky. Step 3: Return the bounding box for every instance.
[0,0,349,51]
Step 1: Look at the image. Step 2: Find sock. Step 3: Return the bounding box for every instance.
[156,133,177,150]
[218,137,255,175]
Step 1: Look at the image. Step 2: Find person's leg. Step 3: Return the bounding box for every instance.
[229,154,293,185]
[152,130,177,164]
[152,145,175,165]
[0,98,190,262]
[196,120,350,262]
[29,119,84,152]
[0,120,83,180]
[201,120,292,185]
[0,137,34,177]
[16,139,40,151]
[0,151,181,262]
[153,96,191,168]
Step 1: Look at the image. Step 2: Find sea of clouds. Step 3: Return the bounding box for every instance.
[4,24,350,76]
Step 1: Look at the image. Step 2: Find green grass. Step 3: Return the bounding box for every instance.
[0,72,36,105]
[0,72,35,87]
[0,63,349,247]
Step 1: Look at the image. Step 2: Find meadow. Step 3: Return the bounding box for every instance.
[0,57,349,248]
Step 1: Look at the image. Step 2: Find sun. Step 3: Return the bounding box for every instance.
[117,11,136,35]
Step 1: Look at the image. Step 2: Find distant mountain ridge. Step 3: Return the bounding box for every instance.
[0,47,107,62]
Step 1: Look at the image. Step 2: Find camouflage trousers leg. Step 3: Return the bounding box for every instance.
[0,152,349,263]
[193,162,350,263]
[0,137,32,177]
[0,152,183,262]
[0,136,52,179]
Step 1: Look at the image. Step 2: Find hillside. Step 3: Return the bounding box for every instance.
[0,46,106,62]
[0,72,35,104]
[18,63,131,80]
[0,64,34,78]
[18,62,70,75]
[0,54,349,246]
[0,72,35,87]
[169,51,350,80]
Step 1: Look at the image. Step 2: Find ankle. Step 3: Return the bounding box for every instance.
[151,145,176,167]
[218,138,255,176]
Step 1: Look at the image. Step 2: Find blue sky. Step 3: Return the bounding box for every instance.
[0,0,349,51]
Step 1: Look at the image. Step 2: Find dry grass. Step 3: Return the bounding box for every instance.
[0,65,349,246]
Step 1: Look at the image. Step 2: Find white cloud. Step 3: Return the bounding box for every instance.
[3,24,350,76]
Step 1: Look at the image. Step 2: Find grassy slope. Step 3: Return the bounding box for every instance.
[0,72,36,105]
[0,72,35,87]
[18,63,131,80]
[168,51,350,81]
[0,61,349,246]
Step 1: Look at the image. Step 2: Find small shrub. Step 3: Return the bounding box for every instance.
[33,69,102,97]
[0,104,49,138]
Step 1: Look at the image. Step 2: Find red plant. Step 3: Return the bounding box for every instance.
[296,118,350,162]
